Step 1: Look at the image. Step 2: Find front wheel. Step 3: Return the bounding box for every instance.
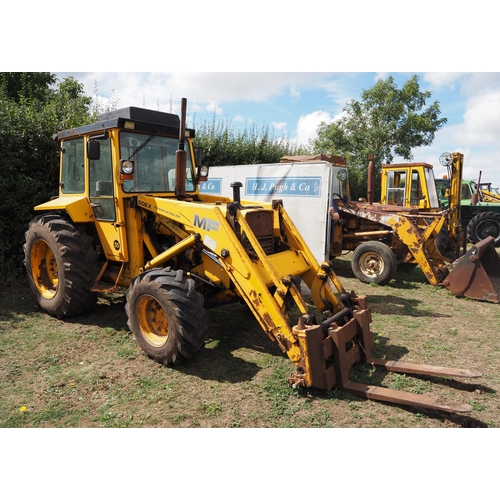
[467,211,500,247]
[125,268,209,365]
[351,241,398,285]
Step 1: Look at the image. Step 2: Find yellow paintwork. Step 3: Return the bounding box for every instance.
[35,196,95,223]
[30,238,58,298]
[135,193,343,366]
[136,294,169,347]
[482,189,500,203]
[387,214,446,285]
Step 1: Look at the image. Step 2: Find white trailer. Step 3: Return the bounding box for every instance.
[200,155,349,264]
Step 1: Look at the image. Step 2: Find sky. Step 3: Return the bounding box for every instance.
[55,71,500,188]
[5,2,499,188]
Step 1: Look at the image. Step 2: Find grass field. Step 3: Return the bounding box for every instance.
[1,254,500,429]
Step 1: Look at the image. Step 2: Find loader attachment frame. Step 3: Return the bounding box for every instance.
[289,294,481,413]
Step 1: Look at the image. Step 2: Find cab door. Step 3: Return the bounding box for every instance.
[88,136,128,262]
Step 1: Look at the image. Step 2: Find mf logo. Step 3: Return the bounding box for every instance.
[194,214,220,232]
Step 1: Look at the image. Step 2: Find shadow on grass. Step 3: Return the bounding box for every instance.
[366,294,451,318]
[331,256,436,289]
[178,302,284,384]
[65,293,130,331]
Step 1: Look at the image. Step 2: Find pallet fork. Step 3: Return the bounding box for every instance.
[290,294,481,413]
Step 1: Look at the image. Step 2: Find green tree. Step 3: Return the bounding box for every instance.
[0,73,94,277]
[313,75,447,200]
[193,115,307,167]
[0,72,56,103]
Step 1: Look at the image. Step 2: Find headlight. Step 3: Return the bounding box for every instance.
[120,160,134,175]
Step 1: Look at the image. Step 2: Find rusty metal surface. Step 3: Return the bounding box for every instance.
[343,381,474,413]
[443,236,500,302]
[371,359,482,379]
[242,210,274,255]
[312,297,483,413]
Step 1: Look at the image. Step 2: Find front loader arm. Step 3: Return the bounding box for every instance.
[137,195,308,358]
[136,194,482,413]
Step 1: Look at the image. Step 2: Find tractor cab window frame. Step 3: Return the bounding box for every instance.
[410,169,423,207]
[119,130,195,193]
[61,137,85,194]
[423,167,440,208]
[386,170,406,206]
[88,136,115,221]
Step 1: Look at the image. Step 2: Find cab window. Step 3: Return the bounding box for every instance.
[61,137,85,194]
[89,138,115,221]
[410,170,423,206]
[119,131,195,193]
[387,170,406,205]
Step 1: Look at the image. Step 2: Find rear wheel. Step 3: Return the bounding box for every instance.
[125,268,209,365]
[351,241,398,285]
[435,227,450,254]
[23,214,100,318]
[467,211,500,247]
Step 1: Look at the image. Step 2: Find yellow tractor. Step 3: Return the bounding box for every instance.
[24,99,483,413]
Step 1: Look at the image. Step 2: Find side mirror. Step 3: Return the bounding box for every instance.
[194,148,203,168]
[87,140,100,161]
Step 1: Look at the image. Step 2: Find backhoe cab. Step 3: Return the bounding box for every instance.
[23,99,483,414]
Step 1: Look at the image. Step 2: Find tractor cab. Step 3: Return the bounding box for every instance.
[380,162,440,210]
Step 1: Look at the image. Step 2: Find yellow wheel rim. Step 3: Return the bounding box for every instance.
[31,239,59,299]
[136,294,169,347]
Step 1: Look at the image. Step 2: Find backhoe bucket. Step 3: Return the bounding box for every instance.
[443,236,500,303]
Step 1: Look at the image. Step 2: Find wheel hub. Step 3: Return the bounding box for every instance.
[31,239,59,299]
[136,294,169,347]
[360,252,384,277]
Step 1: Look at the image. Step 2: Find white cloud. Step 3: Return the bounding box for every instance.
[271,121,287,131]
[423,72,464,89]
[459,90,500,145]
[294,110,332,145]
[205,101,223,115]
[56,72,331,117]
[290,85,300,103]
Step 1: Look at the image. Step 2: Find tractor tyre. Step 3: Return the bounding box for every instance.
[466,211,500,247]
[435,227,450,255]
[125,268,209,365]
[23,214,100,318]
[351,241,398,285]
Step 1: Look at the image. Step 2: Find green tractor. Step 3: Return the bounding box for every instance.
[436,177,500,247]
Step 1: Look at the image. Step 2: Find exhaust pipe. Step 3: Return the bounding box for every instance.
[367,154,374,204]
[175,97,187,198]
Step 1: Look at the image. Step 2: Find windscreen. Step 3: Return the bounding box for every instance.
[424,167,440,208]
[119,131,195,193]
